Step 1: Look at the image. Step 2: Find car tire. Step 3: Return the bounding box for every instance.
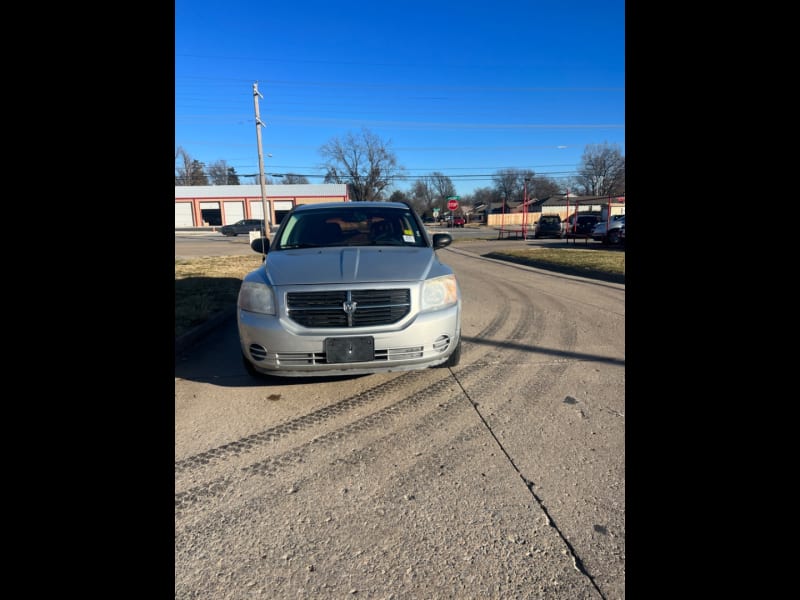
[242,352,261,377]
[608,230,620,245]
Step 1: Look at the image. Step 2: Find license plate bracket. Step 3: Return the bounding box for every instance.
[325,337,375,363]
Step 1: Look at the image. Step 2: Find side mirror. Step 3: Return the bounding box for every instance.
[432,233,453,249]
[251,236,269,254]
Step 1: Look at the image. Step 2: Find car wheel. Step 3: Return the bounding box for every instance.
[608,230,620,245]
[242,352,261,377]
[440,337,461,368]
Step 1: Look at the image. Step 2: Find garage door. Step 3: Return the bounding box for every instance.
[223,201,245,224]
[249,200,270,220]
[175,202,194,227]
[199,201,222,226]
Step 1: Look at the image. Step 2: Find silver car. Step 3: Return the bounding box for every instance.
[238,202,462,378]
[591,214,625,244]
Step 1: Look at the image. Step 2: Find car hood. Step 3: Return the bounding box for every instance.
[265,247,436,285]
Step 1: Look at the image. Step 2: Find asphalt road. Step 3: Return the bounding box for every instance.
[175,232,625,599]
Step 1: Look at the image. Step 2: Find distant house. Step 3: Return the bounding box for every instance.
[531,194,625,222]
[483,194,624,228]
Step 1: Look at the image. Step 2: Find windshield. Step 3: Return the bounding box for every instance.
[275,207,428,250]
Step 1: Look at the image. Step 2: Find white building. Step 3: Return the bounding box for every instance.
[175,184,349,228]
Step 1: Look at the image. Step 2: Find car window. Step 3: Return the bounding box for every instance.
[276,207,426,249]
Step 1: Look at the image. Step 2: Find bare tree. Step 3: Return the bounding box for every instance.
[208,160,240,185]
[492,168,535,204]
[281,174,310,184]
[175,146,192,185]
[575,142,625,197]
[428,172,457,214]
[319,128,403,201]
[175,147,209,185]
[528,176,561,199]
[388,190,411,205]
[409,178,436,217]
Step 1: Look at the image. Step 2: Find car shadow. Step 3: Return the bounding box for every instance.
[175,315,370,387]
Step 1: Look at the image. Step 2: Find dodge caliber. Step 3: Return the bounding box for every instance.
[238,202,462,377]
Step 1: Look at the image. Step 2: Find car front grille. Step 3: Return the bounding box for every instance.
[287,289,411,327]
[246,344,426,367]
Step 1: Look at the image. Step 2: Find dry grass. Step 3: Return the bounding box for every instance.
[175,255,263,338]
[483,246,625,283]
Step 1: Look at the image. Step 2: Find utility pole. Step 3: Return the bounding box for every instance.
[523,177,532,239]
[253,82,271,247]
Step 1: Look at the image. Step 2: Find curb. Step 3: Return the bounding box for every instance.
[175,307,236,357]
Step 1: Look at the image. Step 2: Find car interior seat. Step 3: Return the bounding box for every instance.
[318,222,343,245]
[369,220,397,242]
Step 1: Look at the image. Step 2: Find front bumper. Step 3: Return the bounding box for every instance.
[238,303,461,377]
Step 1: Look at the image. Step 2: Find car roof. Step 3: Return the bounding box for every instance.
[293,201,411,212]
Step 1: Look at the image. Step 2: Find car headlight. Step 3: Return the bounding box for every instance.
[238,281,276,315]
[421,274,459,311]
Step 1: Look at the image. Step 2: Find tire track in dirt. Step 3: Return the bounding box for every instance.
[176,276,603,597]
[176,277,539,514]
[176,253,622,599]
[175,287,510,476]
[175,256,603,519]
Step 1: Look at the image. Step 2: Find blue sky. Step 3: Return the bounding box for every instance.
[175,0,624,197]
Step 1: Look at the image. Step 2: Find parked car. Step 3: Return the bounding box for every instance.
[533,214,564,239]
[219,219,266,237]
[238,201,462,378]
[591,214,625,244]
[565,213,602,237]
[447,216,466,228]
